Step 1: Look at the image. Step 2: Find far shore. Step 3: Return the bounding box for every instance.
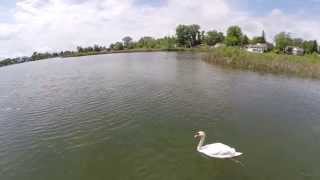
[2,47,320,79]
[60,48,205,58]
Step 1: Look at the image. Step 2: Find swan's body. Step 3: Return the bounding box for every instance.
[194,131,242,159]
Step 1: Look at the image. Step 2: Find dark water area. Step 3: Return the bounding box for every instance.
[1,52,320,180]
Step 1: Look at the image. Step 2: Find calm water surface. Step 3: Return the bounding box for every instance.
[1,52,320,180]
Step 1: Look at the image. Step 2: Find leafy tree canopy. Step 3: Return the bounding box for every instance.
[225,26,243,46]
[205,30,224,46]
[176,24,201,47]
[122,36,133,48]
[274,32,292,51]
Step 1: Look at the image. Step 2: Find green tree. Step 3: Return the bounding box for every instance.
[137,36,157,48]
[94,44,102,51]
[176,25,190,47]
[205,30,224,46]
[201,31,205,44]
[274,32,292,51]
[303,40,318,54]
[113,42,124,50]
[251,31,266,44]
[156,36,176,49]
[242,35,250,45]
[262,30,266,43]
[251,37,265,44]
[314,40,319,53]
[31,52,38,61]
[190,24,201,45]
[225,26,243,46]
[176,24,201,47]
[122,36,133,48]
[292,38,304,47]
[77,46,84,52]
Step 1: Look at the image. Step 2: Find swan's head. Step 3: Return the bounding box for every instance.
[194,131,206,138]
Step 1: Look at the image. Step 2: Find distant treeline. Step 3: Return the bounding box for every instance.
[109,36,176,50]
[0,51,84,67]
[1,24,319,67]
[109,24,319,54]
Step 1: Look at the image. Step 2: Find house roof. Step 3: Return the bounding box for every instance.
[246,43,268,48]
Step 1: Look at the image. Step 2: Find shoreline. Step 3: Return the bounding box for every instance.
[60,48,198,58]
[2,48,320,79]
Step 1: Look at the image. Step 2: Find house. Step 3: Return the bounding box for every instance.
[285,46,304,56]
[214,43,226,48]
[245,43,269,53]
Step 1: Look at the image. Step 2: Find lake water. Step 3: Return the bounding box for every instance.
[1,52,320,180]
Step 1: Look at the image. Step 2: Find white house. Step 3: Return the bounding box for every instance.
[245,43,269,53]
[214,43,226,48]
[285,46,304,56]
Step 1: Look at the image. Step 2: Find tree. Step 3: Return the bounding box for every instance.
[176,25,190,47]
[251,37,265,44]
[261,30,266,43]
[314,40,319,53]
[190,24,201,45]
[77,46,84,52]
[251,31,266,44]
[303,40,318,54]
[241,35,250,45]
[225,26,243,46]
[31,52,39,61]
[94,44,102,51]
[205,30,224,46]
[156,36,176,49]
[176,24,201,47]
[292,38,304,47]
[122,36,133,48]
[201,31,205,44]
[113,42,124,50]
[274,32,292,51]
[138,36,156,48]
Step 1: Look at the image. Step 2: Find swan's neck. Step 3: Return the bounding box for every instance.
[197,135,205,151]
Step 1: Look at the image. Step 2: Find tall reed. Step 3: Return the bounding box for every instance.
[203,47,320,79]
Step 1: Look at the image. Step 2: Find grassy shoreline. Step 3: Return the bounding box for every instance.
[203,47,320,79]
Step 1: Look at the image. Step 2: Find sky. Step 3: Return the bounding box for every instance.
[1,0,320,58]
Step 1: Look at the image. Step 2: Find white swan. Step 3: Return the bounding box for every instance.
[194,131,242,159]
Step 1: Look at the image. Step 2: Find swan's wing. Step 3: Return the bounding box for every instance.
[199,143,238,158]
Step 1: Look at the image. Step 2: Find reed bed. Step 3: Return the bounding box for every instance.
[203,47,320,79]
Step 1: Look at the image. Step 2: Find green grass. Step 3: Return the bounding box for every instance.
[203,47,320,79]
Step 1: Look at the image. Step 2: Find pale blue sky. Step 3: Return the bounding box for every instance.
[235,0,320,15]
[0,0,15,23]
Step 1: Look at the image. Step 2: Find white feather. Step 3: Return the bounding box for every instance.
[195,131,242,159]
